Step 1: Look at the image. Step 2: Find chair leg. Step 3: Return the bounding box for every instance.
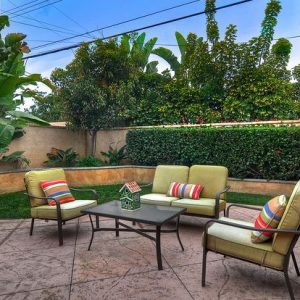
[291,251,300,276]
[284,270,295,300]
[202,248,207,287]
[30,218,35,235]
[57,218,63,246]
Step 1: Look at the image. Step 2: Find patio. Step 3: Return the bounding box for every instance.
[1,206,300,300]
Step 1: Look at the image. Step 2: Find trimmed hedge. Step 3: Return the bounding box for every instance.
[126,126,300,180]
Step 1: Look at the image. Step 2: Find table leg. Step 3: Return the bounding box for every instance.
[176,215,184,251]
[156,225,163,270]
[96,215,99,229]
[115,218,119,237]
[88,214,94,251]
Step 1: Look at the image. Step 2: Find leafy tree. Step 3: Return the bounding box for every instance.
[0,15,50,164]
[25,93,63,122]
[50,39,138,155]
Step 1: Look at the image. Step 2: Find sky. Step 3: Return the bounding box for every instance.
[1,0,300,106]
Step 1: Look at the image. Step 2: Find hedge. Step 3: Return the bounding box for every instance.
[126,126,300,180]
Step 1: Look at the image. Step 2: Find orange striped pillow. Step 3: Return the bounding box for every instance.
[167,182,204,200]
[41,180,75,206]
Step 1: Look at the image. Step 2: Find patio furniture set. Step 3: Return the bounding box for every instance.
[23,166,300,299]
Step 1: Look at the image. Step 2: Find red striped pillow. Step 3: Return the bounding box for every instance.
[167,182,204,200]
[41,180,75,206]
[251,195,287,243]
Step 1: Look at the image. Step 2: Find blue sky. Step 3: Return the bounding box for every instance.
[2,0,300,84]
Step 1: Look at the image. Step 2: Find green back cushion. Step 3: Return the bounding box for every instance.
[152,165,189,194]
[272,180,300,255]
[188,165,228,199]
[24,168,66,207]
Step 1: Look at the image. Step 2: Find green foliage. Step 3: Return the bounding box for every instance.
[0,150,30,168]
[100,144,127,166]
[0,15,50,165]
[44,148,78,167]
[126,126,300,181]
[76,155,103,167]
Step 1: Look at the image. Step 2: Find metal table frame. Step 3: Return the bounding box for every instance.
[86,210,185,270]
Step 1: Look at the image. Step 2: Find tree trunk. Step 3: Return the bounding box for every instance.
[90,130,97,156]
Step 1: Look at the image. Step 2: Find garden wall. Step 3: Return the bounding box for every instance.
[5,124,128,168]
[0,166,296,197]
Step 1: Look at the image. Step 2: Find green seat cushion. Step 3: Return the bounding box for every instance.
[140,193,179,206]
[188,165,228,199]
[171,198,226,216]
[31,199,97,220]
[206,217,285,270]
[152,165,189,194]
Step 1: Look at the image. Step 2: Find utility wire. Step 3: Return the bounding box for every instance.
[53,5,96,39]
[9,0,62,19]
[24,0,254,59]
[11,20,87,36]
[2,0,41,14]
[31,0,201,51]
[10,13,82,36]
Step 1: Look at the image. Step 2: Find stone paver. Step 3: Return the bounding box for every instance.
[0,205,299,299]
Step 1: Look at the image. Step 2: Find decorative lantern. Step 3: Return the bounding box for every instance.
[119,181,141,210]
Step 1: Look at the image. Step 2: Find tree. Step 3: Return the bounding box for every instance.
[0,15,50,164]
[51,39,138,155]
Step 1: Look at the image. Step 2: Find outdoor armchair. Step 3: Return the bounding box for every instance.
[202,180,300,300]
[24,168,98,246]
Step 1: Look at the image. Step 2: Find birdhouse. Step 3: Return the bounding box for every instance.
[119,181,141,210]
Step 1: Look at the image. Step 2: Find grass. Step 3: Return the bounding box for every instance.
[0,184,271,219]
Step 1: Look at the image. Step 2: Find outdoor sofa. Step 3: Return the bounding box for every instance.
[141,165,229,219]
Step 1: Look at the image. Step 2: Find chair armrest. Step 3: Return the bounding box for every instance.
[140,183,153,188]
[24,193,62,216]
[69,188,99,201]
[226,203,262,217]
[214,185,231,218]
[203,218,300,235]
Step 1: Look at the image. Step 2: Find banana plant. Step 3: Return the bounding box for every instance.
[120,32,158,72]
[151,31,187,76]
[0,15,51,162]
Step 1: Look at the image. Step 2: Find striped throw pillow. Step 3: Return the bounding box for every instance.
[167,182,204,200]
[251,195,287,243]
[41,180,75,206]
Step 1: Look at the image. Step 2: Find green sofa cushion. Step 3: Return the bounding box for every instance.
[141,193,178,206]
[171,198,226,216]
[152,165,189,194]
[188,165,228,199]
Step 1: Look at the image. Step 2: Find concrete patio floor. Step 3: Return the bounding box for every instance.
[0,206,300,300]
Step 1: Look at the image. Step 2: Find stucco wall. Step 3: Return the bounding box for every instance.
[3,126,128,168]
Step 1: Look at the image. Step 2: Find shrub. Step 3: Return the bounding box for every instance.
[126,126,300,180]
[100,144,127,166]
[77,156,103,167]
[44,148,78,167]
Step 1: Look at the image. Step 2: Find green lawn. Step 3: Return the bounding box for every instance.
[0,184,271,219]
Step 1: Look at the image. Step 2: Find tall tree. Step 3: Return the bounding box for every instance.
[51,39,138,155]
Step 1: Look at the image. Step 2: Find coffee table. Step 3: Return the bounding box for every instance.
[82,200,186,270]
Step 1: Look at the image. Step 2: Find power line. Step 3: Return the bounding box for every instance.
[53,5,95,39]
[11,20,87,36]
[2,0,42,14]
[9,0,62,19]
[31,0,201,51]
[24,0,254,60]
